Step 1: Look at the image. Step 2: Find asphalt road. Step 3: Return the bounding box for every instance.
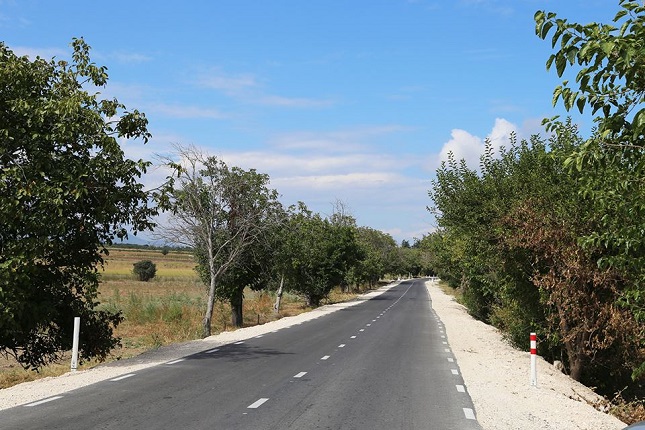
[1,279,481,429]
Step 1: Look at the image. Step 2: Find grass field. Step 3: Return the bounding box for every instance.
[0,247,364,389]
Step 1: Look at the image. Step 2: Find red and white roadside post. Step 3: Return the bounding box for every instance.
[530,332,537,386]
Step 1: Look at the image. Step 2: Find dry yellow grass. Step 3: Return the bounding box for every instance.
[0,247,368,389]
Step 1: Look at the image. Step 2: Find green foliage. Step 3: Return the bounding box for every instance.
[164,147,283,332]
[536,2,645,384]
[132,260,157,282]
[349,227,398,289]
[535,1,645,140]
[429,120,644,393]
[0,39,154,369]
[278,204,362,307]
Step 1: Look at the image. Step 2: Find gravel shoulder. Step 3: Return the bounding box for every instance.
[0,280,629,429]
[426,279,627,430]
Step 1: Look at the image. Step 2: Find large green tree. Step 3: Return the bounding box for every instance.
[350,227,397,289]
[536,0,645,381]
[0,39,155,369]
[278,204,361,307]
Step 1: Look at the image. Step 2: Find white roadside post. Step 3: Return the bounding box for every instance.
[530,332,537,386]
[71,317,80,372]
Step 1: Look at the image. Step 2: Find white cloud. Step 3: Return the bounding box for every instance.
[487,117,516,151]
[274,172,406,191]
[439,129,484,168]
[147,102,228,120]
[109,51,152,64]
[255,95,334,108]
[198,69,259,95]
[270,125,413,152]
[197,68,334,109]
[11,46,68,59]
[437,117,518,169]
[221,151,408,178]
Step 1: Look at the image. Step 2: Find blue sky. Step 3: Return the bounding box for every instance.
[2,0,618,243]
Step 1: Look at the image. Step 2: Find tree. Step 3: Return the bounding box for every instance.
[351,227,397,289]
[430,122,644,390]
[278,204,361,307]
[160,146,281,333]
[536,1,645,381]
[133,260,157,282]
[0,39,155,369]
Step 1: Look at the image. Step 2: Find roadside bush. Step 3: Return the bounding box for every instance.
[132,260,156,282]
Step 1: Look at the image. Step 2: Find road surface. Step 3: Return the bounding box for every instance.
[1,279,481,429]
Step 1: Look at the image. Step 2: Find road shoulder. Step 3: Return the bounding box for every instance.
[425,279,627,430]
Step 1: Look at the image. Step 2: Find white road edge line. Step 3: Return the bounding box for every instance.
[451,369,459,375]
[234,341,244,345]
[205,348,220,354]
[166,359,185,365]
[110,374,135,382]
[294,372,307,378]
[447,357,454,363]
[247,398,269,409]
[456,385,466,393]
[24,396,63,407]
[463,408,476,420]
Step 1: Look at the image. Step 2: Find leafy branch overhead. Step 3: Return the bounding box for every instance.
[535,1,645,142]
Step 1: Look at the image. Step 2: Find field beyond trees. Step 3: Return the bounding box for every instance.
[0,247,364,389]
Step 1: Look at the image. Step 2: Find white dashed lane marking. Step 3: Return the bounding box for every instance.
[24,396,63,407]
[247,398,269,409]
[321,356,330,360]
[338,344,346,348]
[294,372,307,378]
[110,374,135,382]
[456,385,466,393]
[463,408,476,420]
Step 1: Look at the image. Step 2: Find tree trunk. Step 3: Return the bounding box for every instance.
[306,294,320,308]
[202,251,218,338]
[230,288,244,328]
[273,274,284,314]
[558,304,588,382]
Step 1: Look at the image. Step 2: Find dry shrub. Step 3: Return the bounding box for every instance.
[610,396,645,425]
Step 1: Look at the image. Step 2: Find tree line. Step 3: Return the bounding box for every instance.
[427,1,644,398]
[0,39,431,369]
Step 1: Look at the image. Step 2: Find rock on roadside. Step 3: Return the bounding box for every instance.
[425,279,627,430]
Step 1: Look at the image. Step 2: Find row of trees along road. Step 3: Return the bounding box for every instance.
[428,0,644,400]
[157,146,432,337]
[0,38,433,367]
